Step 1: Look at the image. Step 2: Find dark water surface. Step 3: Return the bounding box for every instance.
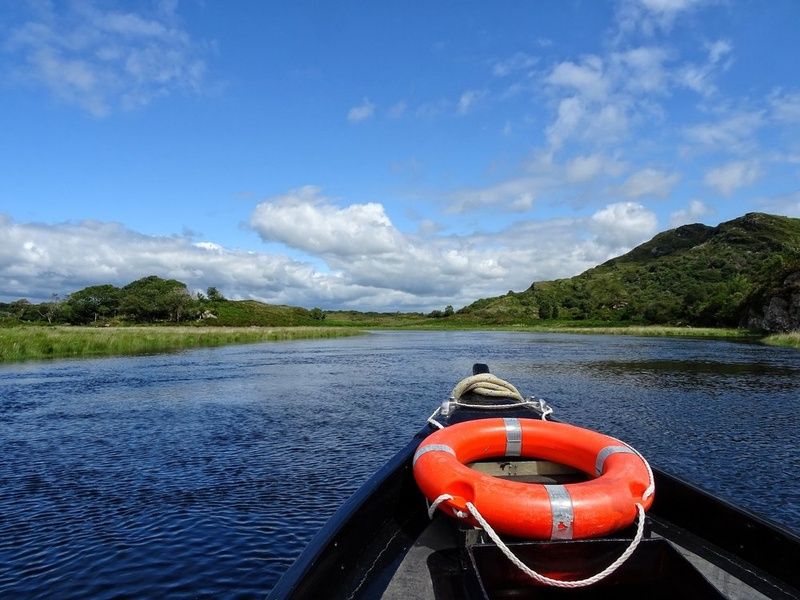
[1,331,798,598]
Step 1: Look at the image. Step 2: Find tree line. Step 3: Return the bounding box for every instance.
[1,276,229,325]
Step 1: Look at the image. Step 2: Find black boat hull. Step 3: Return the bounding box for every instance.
[269,407,800,599]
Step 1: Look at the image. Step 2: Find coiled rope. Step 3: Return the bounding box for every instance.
[428,374,553,429]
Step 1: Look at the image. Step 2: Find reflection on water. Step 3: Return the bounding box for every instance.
[0,331,798,598]
[580,358,798,392]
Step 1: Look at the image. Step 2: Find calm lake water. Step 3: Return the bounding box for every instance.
[1,331,798,598]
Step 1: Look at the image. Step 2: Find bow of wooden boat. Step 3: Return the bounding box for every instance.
[268,365,800,600]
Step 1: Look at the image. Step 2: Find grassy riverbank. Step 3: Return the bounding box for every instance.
[1,323,794,363]
[762,331,800,349]
[509,324,752,338]
[402,320,753,338]
[0,326,363,362]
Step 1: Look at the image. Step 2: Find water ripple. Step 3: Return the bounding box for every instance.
[0,332,798,597]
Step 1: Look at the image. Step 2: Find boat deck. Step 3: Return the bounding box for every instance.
[380,458,776,600]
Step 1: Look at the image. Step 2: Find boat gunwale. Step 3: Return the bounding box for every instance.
[268,408,800,599]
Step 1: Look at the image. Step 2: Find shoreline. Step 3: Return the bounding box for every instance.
[0,326,364,363]
[0,324,797,363]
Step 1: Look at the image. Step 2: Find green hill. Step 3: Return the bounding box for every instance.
[458,213,800,332]
[210,300,320,326]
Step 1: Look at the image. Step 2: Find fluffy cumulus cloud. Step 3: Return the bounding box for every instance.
[0,190,663,310]
[0,215,333,305]
[250,187,402,256]
[4,2,207,116]
[590,202,658,249]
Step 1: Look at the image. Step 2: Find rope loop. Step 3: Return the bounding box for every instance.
[467,501,647,589]
[427,493,468,519]
[426,406,445,430]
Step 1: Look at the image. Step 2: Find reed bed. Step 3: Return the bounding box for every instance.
[762,331,800,349]
[0,326,363,362]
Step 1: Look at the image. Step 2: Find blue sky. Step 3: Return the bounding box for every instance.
[1,0,799,310]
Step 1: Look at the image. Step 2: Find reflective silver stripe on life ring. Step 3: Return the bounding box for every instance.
[503,417,522,456]
[595,445,635,476]
[545,484,574,540]
[413,444,455,467]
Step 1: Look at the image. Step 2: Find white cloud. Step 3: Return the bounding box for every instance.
[616,0,703,36]
[619,167,680,199]
[565,154,625,183]
[456,89,486,115]
[0,190,671,311]
[546,56,609,101]
[492,52,538,77]
[546,96,586,149]
[707,39,733,65]
[669,200,712,226]
[771,90,800,124]
[0,215,328,305]
[590,202,658,249]
[703,160,761,196]
[613,46,671,94]
[347,97,375,123]
[448,178,543,213]
[565,155,605,183]
[4,2,206,116]
[250,187,401,256]
[683,111,764,153]
[584,103,630,142]
[673,39,733,97]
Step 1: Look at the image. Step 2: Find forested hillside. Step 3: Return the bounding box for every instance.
[459,213,800,331]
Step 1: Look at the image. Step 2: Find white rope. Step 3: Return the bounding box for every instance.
[447,396,553,420]
[466,501,647,589]
[533,398,554,420]
[451,374,524,402]
[427,493,469,519]
[450,398,538,410]
[426,406,445,429]
[448,375,554,420]
[426,493,454,519]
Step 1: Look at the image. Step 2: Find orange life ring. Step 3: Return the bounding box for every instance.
[413,418,654,540]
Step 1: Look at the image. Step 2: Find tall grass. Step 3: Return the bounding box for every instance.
[0,326,363,362]
[762,331,800,349]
